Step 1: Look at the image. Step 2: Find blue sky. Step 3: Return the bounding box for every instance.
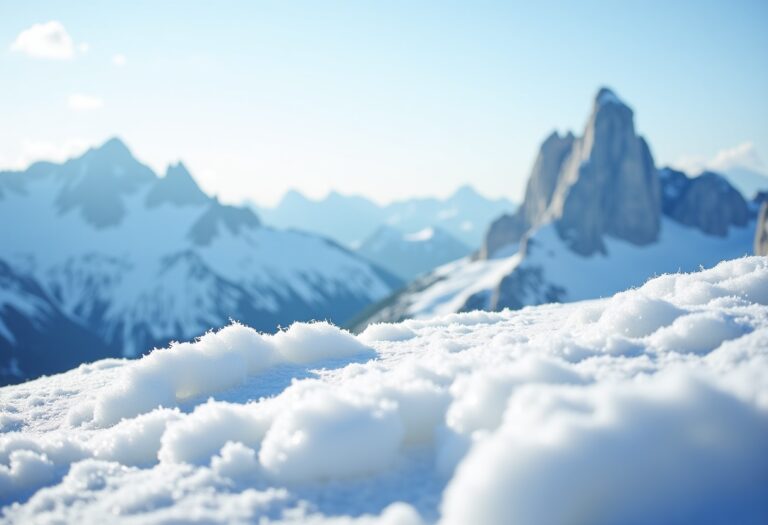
[1,0,767,205]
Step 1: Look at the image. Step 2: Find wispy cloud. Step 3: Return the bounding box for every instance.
[674,142,765,175]
[68,94,104,111]
[10,21,77,60]
[112,53,127,66]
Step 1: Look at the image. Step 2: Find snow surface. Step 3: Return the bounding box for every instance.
[1,257,768,524]
[396,218,754,320]
[404,228,435,243]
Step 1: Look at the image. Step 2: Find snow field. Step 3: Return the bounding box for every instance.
[1,257,768,523]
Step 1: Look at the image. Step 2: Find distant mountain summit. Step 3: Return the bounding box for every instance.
[354,88,755,328]
[356,225,470,280]
[0,138,401,384]
[253,185,515,249]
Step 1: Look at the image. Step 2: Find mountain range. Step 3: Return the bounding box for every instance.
[356,225,471,281]
[353,88,758,328]
[0,139,401,385]
[251,185,516,249]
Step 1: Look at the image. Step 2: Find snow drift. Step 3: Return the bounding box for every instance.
[1,257,768,524]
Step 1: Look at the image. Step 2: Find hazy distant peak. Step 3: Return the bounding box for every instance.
[451,184,479,198]
[82,137,134,163]
[146,162,208,208]
[166,161,190,178]
[55,137,156,228]
[188,201,261,246]
[279,189,311,207]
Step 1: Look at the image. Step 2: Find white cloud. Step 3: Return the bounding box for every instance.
[709,142,765,172]
[68,94,104,111]
[674,142,765,175]
[10,21,75,60]
[112,53,126,66]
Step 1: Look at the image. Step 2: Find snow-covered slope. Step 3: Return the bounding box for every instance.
[356,226,471,281]
[353,88,757,328]
[357,219,755,326]
[1,257,767,523]
[0,139,401,384]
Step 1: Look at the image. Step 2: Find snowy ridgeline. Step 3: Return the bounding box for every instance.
[2,258,768,524]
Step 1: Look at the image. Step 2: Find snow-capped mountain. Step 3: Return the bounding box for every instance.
[356,225,471,281]
[382,185,516,248]
[252,185,515,249]
[2,258,767,523]
[253,190,385,249]
[354,88,756,327]
[722,165,768,200]
[0,138,401,384]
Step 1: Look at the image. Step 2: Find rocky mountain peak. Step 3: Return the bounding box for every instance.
[56,137,157,228]
[146,162,209,208]
[594,86,625,107]
[483,88,660,257]
[660,168,749,237]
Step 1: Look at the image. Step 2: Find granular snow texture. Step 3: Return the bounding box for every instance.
[1,258,768,524]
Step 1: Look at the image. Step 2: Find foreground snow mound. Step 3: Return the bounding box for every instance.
[2,258,768,524]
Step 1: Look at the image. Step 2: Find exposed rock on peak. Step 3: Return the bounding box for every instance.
[482,131,575,258]
[56,137,156,228]
[86,137,134,160]
[551,92,660,254]
[483,88,660,257]
[594,86,626,107]
[356,225,470,280]
[660,168,749,237]
[755,202,768,255]
[189,201,261,246]
[146,162,209,208]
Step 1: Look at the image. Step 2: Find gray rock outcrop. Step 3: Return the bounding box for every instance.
[660,168,749,236]
[482,131,574,257]
[482,87,661,257]
[755,202,768,255]
[549,88,660,254]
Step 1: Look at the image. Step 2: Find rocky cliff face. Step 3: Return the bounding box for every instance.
[483,131,574,257]
[352,88,757,330]
[661,168,749,237]
[550,89,660,254]
[755,202,768,256]
[483,88,660,257]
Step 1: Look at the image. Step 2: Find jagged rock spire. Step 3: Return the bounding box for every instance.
[483,87,660,257]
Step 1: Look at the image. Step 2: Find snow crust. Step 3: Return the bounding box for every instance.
[400,217,754,320]
[1,257,768,524]
[404,228,435,242]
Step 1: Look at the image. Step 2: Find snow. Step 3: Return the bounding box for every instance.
[402,248,523,318]
[397,218,754,320]
[404,228,435,242]
[0,167,395,357]
[359,323,417,343]
[1,257,768,523]
[91,321,373,427]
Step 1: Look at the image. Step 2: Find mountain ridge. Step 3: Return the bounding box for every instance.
[252,184,516,249]
[353,88,757,329]
[0,138,402,384]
